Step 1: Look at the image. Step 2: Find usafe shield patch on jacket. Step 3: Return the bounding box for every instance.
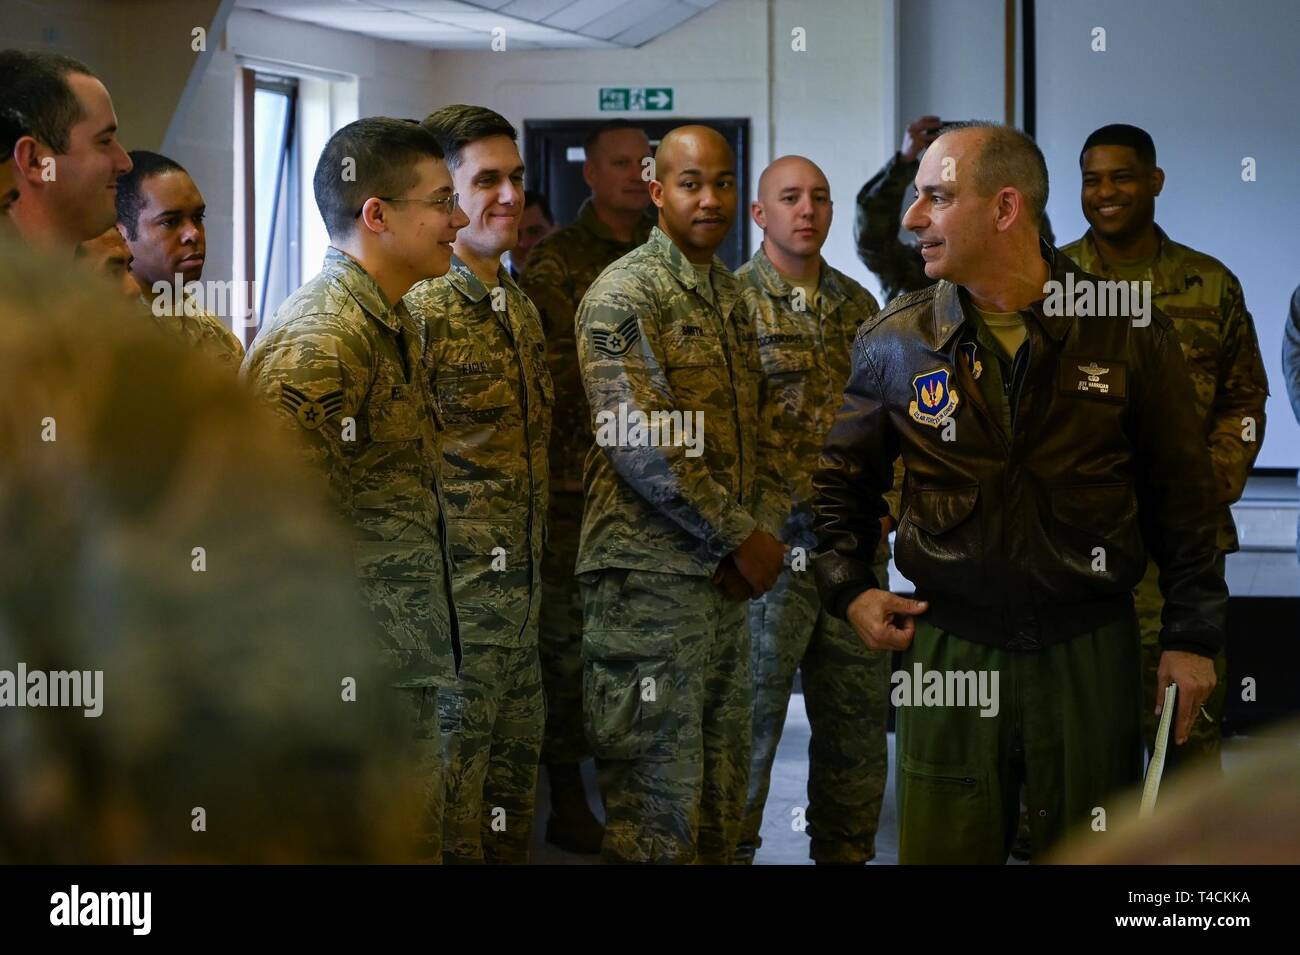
[279,382,345,430]
[1060,358,1127,400]
[909,367,959,427]
[591,315,641,357]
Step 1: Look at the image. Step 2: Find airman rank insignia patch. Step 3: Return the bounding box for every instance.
[957,341,983,380]
[909,367,959,428]
[591,315,641,358]
[280,382,345,430]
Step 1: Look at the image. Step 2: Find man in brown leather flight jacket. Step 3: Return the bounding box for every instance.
[811,122,1227,864]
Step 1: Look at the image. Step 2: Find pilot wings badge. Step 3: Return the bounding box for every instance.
[591,315,642,358]
[1076,362,1111,394]
[909,367,960,428]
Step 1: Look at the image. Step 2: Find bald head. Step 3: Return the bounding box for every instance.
[757,155,828,202]
[649,125,737,263]
[751,154,833,267]
[654,125,734,181]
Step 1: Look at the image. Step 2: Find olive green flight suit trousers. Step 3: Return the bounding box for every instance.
[896,613,1144,864]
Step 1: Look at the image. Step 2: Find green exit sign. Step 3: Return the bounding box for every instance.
[599,87,674,112]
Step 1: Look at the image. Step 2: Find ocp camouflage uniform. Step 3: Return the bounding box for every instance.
[521,199,653,764]
[145,291,246,372]
[576,226,783,864]
[734,245,896,864]
[406,256,551,863]
[241,247,459,862]
[1062,228,1268,768]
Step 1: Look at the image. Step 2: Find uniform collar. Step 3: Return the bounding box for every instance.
[577,198,655,245]
[1072,224,1188,296]
[323,246,401,333]
[443,253,518,305]
[748,243,848,311]
[647,225,738,315]
[933,239,1073,347]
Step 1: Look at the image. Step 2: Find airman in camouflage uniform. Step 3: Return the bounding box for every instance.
[412,105,551,864]
[732,156,895,864]
[406,257,551,864]
[242,117,464,862]
[1062,124,1269,770]
[520,121,655,850]
[576,126,787,864]
[114,150,246,372]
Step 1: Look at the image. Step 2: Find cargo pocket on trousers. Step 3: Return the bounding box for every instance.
[582,628,676,762]
[352,540,445,687]
[898,753,994,857]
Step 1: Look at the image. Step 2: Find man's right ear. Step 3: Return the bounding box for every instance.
[357,196,386,234]
[12,135,51,187]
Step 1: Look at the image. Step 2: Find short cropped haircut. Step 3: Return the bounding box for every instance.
[1,107,29,160]
[1080,123,1157,168]
[583,119,647,158]
[939,120,1049,226]
[0,50,95,154]
[524,190,552,223]
[312,117,444,240]
[420,105,516,171]
[115,151,188,239]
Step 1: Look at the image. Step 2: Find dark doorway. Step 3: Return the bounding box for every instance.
[524,118,752,271]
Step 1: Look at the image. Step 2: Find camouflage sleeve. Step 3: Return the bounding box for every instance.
[1283,285,1300,425]
[1208,273,1269,506]
[519,239,575,346]
[854,153,929,302]
[747,302,788,540]
[811,328,901,616]
[576,283,757,556]
[240,313,370,508]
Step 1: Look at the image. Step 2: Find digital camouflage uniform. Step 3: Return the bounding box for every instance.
[1062,228,1268,768]
[241,247,459,862]
[576,226,783,864]
[734,245,896,864]
[521,199,653,764]
[146,291,246,372]
[406,256,552,864]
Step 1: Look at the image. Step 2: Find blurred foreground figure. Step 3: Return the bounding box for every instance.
[1050,724,1300,863]
[0,240,431,863]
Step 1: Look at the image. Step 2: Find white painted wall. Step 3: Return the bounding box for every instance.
[166,7,442,317]
[417,0,891,300]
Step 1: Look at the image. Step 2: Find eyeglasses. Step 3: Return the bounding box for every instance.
[353,193,459,218]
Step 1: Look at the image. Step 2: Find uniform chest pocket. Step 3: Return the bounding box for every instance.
[663,324,726,368]
[435,372,515,423]
[759,343,815,377]
[368,390,421,442]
